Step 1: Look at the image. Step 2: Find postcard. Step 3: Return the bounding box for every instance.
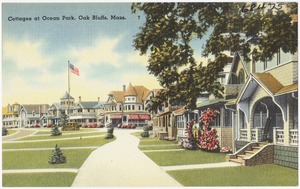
[2,1,298,187]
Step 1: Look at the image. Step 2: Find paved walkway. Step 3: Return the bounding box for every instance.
[2,129,37,142]
[71,129,183,187]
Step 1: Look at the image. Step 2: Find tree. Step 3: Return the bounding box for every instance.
[132,2,297,109]
[51,124,61,136]
[48,144,66,164]
[59,113,68,129]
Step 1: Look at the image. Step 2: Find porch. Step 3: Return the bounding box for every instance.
[239,127,298,146]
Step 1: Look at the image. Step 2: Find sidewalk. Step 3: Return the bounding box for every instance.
[71,129,182,187]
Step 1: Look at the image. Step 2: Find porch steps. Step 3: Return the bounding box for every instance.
[228,142,268,165]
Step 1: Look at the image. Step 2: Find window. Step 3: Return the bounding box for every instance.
[128,105,131,110]
[238,69,245,84]
[132,105,135,110]
[177,115,185,128]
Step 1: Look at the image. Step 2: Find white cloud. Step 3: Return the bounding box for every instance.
[127,51,149,67]
[121,72,161,90]
[70,36,122,68]
[3,38,52,71]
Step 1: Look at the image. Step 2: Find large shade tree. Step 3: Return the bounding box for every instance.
[132,2,297,109]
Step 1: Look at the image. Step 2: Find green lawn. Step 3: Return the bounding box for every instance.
[7,129,18,135]
[16,131,105,141]
[139,144,182,150]
[3,148,95,169]
[167,164,298,186]
[139,138,178,145]
[144,150,227,166]
[2,136,114,149]
[2,172,76,187]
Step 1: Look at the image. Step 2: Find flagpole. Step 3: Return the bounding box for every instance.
[68,60,70,122]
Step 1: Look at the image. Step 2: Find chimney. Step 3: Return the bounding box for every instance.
[79,96,81,102]
[98,97,100,103]
[123,85,126,91]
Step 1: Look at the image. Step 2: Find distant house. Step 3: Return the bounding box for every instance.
[2,103,21,128]
[47,92,76,125]
[19,104,50,127]
[72,96,105,126]
[104,83,151,127]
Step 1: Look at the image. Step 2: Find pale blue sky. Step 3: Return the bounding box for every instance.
[2,3,163,105]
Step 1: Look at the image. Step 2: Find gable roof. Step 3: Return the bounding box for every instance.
[254,73,284,94]
[21,104,50,114]
[109,84,151,103]
[78,101,103,109]
[109,91,125,102]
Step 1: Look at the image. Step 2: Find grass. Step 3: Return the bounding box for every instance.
[144,150,227,166]
[139,144,182,150]
[139,138,178,145]
[17,131,105,140]
[2,136,115,149]
[34,128,100,135]
[2,148,94,169]
[2,172,76,187]
[7,129,18,135]
[167,164,298,186]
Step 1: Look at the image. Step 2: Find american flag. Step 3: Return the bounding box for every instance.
[69,63,79,76]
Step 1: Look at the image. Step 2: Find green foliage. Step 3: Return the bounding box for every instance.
[51,125,61,136]
[2,127,8,136]
[105,127,114,139]
[140,125,150,138]
[59,114,68,129]
[48,144,66,164]
[132,3,298,109]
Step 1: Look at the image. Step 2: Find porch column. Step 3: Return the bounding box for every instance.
[284,96,293,146]
[274,94,289,146]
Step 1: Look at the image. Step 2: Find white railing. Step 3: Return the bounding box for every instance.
[251,128,263,142]
[240,129,248,141]
[273,127,284,144]
[289,129,298,146]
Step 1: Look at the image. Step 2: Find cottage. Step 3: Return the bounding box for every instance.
[19,104,50,127]
[104,83,151,127]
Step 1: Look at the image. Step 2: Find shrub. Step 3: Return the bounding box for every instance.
[105,127,114,139]
[48,144,66,164]
[2,127,8,136]
[140,125,149,138]
[51,124,61,136]
[198,108,220,152]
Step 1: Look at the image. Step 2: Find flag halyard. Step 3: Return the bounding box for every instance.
[69,63,79,76]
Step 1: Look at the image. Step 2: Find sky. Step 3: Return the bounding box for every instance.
[2,3,163,105]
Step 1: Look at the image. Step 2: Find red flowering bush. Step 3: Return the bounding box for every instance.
[198,108,220,152]
[180,119,199,150]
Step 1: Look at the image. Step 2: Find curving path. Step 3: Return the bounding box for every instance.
[2,129,37,142]
[71,129,182,187]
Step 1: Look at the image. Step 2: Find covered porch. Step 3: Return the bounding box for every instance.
[236,73,298,147]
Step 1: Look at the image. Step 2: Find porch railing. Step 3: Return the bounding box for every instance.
[289,129,298,146]
[251,128,263,142]
[239,129,248,141]
[273,127,284,144]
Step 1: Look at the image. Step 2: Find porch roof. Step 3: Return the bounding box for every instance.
[254,73,298,96]
[196,99,229,108]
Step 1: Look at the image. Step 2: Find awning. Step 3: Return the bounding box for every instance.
[110,115,122,119]
[139,114,150,120]
[128,115,139,120]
